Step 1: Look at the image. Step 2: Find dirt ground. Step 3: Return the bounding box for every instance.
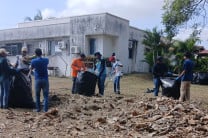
[0,73,207,137]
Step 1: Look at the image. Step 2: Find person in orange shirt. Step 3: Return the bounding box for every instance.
[71,53,86,94]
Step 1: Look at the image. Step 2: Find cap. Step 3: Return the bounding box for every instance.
[157,56,163,62]
[0,48,9,56]
[94,52,102,56]
[21,46,28,52]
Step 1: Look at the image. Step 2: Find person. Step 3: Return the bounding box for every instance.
[152,56,168,96]
[15,47,31,71]
[30,48,49,112]
[94,52,107,96]
[70,53,86,94]
[177,52,194,102]
[109,53,116,63]
[112,59,123,94]
[0,48,17,109]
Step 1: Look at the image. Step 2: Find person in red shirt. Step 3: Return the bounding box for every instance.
[71,53,86,94]
[109,53,116,63]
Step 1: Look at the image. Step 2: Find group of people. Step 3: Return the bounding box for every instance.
[1,46,193,113]
[71,52,123,96]
[0,47,49,112]
[152,52,194,102]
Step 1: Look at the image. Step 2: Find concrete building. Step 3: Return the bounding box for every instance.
[0,13,149,76]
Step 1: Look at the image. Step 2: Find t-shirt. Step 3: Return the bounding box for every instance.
[16,55,30,69]
[152,63,168,78]
[31,57,49,80]
[181,59,194,81]
[94,59,106,77]
[112,61,123,76]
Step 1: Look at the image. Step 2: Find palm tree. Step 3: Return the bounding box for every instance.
[142,27,163,66]
[24,10,43,22]
[169,37,197,73]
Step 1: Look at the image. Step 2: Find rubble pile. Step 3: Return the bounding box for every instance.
[0,94,207,137]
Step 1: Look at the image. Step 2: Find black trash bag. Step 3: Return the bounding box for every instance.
[193,72,208,84]
[75,71,97,96]
[160,77,180,99]
[9,72,35,108]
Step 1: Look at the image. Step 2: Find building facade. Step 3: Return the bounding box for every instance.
[0,13,149,76]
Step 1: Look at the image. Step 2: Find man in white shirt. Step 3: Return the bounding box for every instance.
[112,59,123,94]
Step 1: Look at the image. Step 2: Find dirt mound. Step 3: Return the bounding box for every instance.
[0,94,207,137]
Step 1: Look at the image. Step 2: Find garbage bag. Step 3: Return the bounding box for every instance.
[9,72,35,108]
[75,71,97,96]
[160,77,180,99]
[193,72,208,84]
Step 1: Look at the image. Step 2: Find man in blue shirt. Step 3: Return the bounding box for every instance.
[31,48,49,112]
[177,52,194,102]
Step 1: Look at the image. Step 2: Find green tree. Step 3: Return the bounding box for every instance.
[142,27,164,68]
[169,36,198,73]
[24,10,43,21]
[162,0,208,38]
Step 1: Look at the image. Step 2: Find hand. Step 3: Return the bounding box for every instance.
[175,77,180,81]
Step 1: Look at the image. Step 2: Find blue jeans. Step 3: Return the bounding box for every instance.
[114,76,121,93]
[153,78,161,96]
[0,78,10,108]
[35,79,49,112]
[72,77,77,94]
[98,74,106,95]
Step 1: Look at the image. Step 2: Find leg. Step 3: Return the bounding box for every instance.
[98,75,106,95]
[179,82,186,102]
[153,78,159,96]
[114,76,117,93]
[2,79,10,108]
[71,77,77,94]
[42,80,49,112]
[35,80,41,112]
[185,81,191,101]
[0,83,4,108]
[117,76,121,94]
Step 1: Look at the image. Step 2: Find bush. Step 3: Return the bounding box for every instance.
[195,57,208,72]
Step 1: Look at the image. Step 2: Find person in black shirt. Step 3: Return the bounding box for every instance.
[152,56,168,96]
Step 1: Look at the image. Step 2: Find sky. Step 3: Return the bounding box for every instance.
[0,0,208,48]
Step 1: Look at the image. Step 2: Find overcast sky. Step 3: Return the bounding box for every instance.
[0,0,207,48]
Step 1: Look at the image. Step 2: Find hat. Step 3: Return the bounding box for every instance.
[0,48,9,56]
[157,56,163,62]
[94,52,102,56]
[21,46,28,52]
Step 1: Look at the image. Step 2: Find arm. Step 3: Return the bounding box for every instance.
[71,60,80,71]
[99,59,106,77]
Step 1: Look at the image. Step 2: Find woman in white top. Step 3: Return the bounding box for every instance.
[112,59,123,94]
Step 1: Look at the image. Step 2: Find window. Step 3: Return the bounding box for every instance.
[3,43,22,56]
[89,38,96,55]
[128,40,138,59]
[48,40,58,55]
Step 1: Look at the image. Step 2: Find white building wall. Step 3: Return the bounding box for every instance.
[0,13,149,76]
[129,27,149,72]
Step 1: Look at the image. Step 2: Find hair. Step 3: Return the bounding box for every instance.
[184,52,191,58]
[80,53,86,58]
[35,48,42,56]
[94,52,102,56]
[112,53,115,56]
